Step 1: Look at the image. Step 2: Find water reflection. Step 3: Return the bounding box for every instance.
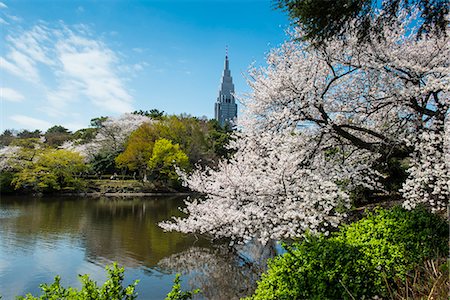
[0,196,267,299]
[158,242,273,300]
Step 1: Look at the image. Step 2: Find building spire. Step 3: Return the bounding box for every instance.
[224,45,229,70]
[215,47,237,127]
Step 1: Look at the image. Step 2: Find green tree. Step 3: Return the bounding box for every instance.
[277,0,448,44]
[12,149,88,193]
[44,125,72,147]
[117,116,207,175]
[116,115,233,182]
[207,119,234,159]
[90,116,108,128]
[72,127,98,144]
[148,138,189,183]
[115,123,157,179]
[92,150,121,175]
[17,129,42,139]
[133,109,165,119]
[0,129,16,146]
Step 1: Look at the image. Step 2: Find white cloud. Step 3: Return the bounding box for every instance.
[0,17,8,25]
[56,34,133,113]
[5,14,21,22]
[1,50,41,83]
[9,115,51,130]
[7,25,53,65]
[1,87,25,102]
[0,2,7,9]
[0,25,53,83]
[0,56,22,78]
[118,62,148,74]
[132,47,145,53]
[2,22,135,118]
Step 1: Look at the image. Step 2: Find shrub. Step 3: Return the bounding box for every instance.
[247,206,448,299]
[17,263,139,300]
[245,235,375,299]
[334,206,448,286]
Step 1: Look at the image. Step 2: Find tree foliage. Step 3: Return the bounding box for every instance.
[115,122,160,176]
[44,125,71,147]
[148,138,190,182]
[90,116,108,128]
[133,108,165,119]
[116,115,232,180]
[72,127,98,144]
[1,113,233,193]
[12,149,88,193]
[0,129,15,147]
[277,0,449,44]
[17,129,42,139]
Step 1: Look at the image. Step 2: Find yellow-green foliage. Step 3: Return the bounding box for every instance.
[148,138,189,181]
[115,122,157,172]
[12,149,88,192]
[115,116,231,178]
[247,207,449,300]
[17,263,138,300]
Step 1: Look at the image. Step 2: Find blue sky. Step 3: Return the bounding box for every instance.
[0,0,290,132]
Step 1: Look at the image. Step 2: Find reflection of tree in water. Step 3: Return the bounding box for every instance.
[81,196,211,268]
[0,196,210,269]
[157,242,276,300]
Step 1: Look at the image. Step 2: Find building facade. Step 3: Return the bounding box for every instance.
[214,54,237,127]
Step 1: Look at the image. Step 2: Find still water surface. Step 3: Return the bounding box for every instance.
[0,196,262,299]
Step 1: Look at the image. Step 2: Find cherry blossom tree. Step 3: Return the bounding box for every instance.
[161,12,449,244]
[0,145,21,172]
[63,113,152,160]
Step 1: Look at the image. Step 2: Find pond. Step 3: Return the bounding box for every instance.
[0,196,266,299]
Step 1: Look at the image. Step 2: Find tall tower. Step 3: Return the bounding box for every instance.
[215,50,237,127]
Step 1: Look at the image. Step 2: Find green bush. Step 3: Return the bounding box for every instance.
[245,235,375,299]
[15,266,200,300]
[246,206,448,300]
[334,206,448,286]
[17,263,139,300]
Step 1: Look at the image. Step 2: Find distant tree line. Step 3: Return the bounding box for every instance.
[0,110,233,194]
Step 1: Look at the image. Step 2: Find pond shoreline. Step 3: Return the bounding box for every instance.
[0,191,199,198]
[1,179,202,198]
[69,192,195,197]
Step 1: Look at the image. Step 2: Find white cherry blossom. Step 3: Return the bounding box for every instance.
[161,12,449,244]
